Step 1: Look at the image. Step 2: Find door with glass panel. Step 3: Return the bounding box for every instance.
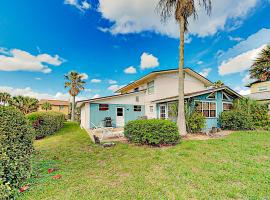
[159,104,167,119]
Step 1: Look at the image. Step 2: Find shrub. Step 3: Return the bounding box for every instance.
[27,111,66,139]
[0,106,34,198]
[124,119,180,146]
[186,111,206,133]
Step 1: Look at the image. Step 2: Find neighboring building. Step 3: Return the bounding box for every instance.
[38,99,70,116]
[79,68,241,131]
[246,79,270,112]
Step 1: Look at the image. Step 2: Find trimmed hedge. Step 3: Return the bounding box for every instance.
[124,119,180,146]
[0,106,34,199]
[27,111,66,139]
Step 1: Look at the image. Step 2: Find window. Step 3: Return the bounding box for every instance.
[147,81,155,94]
[149,106,154,113]
[99,104,109,111]
[134,87,139,92]
[223,103,233,111]
[59,105,64,110]
[135,96,139,102]
[258,86,268,92]
[195,101,216,118]
[160,105,166,119]
[207,92,216,99]
[134,105,142,112]
[117,107,123,116]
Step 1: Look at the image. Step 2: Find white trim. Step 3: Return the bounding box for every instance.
[159,104,167,119]
[194,100,217,119]
[206,92,216,100]
[222,92,233,101]
[222,102,233,111]
[116,107,125,127]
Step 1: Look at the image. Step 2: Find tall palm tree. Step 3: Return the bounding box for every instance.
[10,96,38,114]
[64,71,85,121]
[157,0,212,136]
[213,80,224,88]
[41,101,52,112]
[250,44,270,81]
[0,92,11,106]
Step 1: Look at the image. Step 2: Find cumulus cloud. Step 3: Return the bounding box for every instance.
[218,45,266,75]
[91,79,101,83]
[234,86,251,96]
[108,84,125,92]
[0,86,70,100]
[242,73,256,85]
[98,0,259,38]
[81,73,89,80]
[64,0,91,12]
[84,88,92,92]
[108,79,117,84]
[35,77,42,80]
[124,66,137,74]
[199,68,212,77]
[197,61,203,65]
[140,52,159,70]
[0,48,64,73]
[228,36,243,42]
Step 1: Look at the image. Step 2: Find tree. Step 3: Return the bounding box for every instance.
[157,0,212,136]
[0,92,11,106]
[9,96,38,114]
[41,101,52,111]
[64,71,85,121]
[250,44,270,81]
[213,80,224,88]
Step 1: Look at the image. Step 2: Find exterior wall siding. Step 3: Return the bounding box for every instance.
[89,103,145,128]
[250,81,270,93]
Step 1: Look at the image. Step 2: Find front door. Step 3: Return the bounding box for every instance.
[159,104,167,119]
[116,107,125,127]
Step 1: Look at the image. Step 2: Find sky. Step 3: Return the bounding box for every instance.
[0,0,270,101]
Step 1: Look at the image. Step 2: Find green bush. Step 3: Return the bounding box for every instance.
[186,111,206,133]
[27,111,66,139]
[124,119,180,146]
[219,98,270,131]
[0,106,34,198]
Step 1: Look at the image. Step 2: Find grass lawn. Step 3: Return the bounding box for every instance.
[20,122,270,199]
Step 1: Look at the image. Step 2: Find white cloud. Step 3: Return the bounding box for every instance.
[228,36,243,42]
[0,48,64,73]
[108,79,117,84]
[84,88,92,92]
[92,94,100,98]
[81,73,88,80]
[107,84,125,92]
[140,52,159,70]
[0,86,70,100]
[91,79,101,83]
[124,66,137,74]
[35,77,42,80]
[234,86,251,96]
[98,0,259,38]
[64,0,91,12]
[218,45,266,75]
[242,73,256,85]
[197,61,203,65]
[199,68,212,77]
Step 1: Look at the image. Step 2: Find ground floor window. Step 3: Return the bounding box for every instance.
[149,106,154,112]
[223,102,233,111]
[99,104,109,111]
[134,105,142,112]
[195,101,216,118]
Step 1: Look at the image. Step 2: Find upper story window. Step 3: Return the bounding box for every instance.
[134,87,139,92]
[99,104,109,111]
[258,86,268,92]
[147,81,155,94]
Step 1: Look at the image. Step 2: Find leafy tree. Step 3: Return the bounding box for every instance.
[41,101,52,111]
[0,92,11,106]
[156,0,212,136]
[213,80,224,88]
[9,96,38,114]
[64,71,85,121]
[250,44,270,81]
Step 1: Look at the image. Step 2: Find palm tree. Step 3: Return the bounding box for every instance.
[213,80,224,88]
[250,44,270,81]
[157,0,212,136]
[10,96,38,114]
[41,101,52,111]
[64,71,85,121]
[0,92,11,106]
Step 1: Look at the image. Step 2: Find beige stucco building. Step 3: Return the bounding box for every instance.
[38,99,70,116]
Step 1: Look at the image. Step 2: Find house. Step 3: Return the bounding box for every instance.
[246,79,270,112]
[78,68,241,131]
[38,99,70,116]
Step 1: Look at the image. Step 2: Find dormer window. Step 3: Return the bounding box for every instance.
[147,81,154,94]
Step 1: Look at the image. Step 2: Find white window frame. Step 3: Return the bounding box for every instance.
[147,81,155,94]
[159,104,167,119]
[222,102,233,111]
[195,100,217,119]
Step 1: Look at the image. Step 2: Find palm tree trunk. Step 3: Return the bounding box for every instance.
[71,95,75,121]
[177,16,187,136]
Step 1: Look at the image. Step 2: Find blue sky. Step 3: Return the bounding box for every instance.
[0,0,270,100]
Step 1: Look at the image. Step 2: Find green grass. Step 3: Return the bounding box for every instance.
[20,122,270,199]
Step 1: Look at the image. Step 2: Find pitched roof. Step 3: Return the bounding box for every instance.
[115,68,213,93]
[38,99,70,106]
[246,91,270,101]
